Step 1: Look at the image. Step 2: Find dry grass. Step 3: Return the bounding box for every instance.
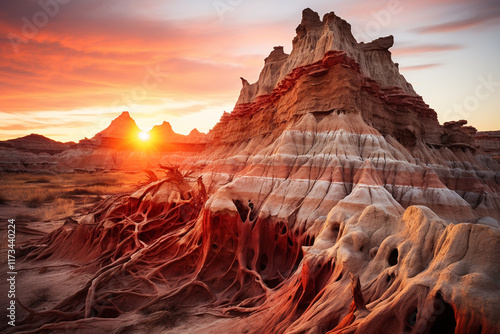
[41,198,76,221]
[0,172,146,221]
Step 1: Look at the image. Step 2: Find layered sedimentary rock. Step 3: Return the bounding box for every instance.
[237,8,415,105]
[476,131,500,162]
[0,134,73,172]
[11,8,500,334]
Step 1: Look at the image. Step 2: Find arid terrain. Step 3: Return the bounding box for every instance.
[1,8,499,334]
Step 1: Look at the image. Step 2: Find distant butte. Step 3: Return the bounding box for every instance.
[0,112,207,172]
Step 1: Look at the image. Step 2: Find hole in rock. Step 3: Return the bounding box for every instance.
[388,248,398,266]
[335,273,343,282]
[407,307,418,327]
[430,293,456,334]
[304,235,316,247]
[249,209,257,222]
[331,224,340,241]
[99,308,121,318]
[246,249,255,269]
[287,236,294,247]
[281,224,287,235]
[264,278,282,289]
[259,253,268,272]
[234,200,249,222]
[248,200,257,221]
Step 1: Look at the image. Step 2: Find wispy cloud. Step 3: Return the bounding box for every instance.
[399,63,442,71]
[392,44,463,56]
[0,1,288,115]
[415,0,500,33]
[0,121,96,132]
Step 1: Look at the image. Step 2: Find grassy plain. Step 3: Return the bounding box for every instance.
[0,171,146,222]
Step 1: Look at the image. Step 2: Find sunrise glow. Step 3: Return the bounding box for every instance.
[0,0,499,142]
[138,131,150,141]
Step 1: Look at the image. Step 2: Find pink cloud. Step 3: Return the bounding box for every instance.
[392,44,463,56]
[399,63,442,71]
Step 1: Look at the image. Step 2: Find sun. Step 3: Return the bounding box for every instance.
[138,131,150,141]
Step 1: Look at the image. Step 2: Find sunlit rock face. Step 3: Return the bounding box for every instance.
[15,8,500,334]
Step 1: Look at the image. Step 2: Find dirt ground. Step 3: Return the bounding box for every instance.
[0,171,149,330]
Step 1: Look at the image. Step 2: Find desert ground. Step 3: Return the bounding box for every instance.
[0,171,148,326]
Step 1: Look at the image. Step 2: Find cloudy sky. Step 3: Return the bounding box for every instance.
[0,0,499,141]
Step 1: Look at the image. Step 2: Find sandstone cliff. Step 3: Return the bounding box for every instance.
[237,8,415,105]
[476,130,500,162]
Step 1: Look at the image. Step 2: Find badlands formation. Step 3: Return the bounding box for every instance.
[0,111,207,173]
[10,9,500,334]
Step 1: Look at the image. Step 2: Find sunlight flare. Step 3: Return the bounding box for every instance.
[138,131,150,141]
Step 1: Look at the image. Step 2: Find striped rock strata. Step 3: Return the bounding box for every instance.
[13,8,500,334]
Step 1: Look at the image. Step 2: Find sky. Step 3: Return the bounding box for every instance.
[0,0,499,142]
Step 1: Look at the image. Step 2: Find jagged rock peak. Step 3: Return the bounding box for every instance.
[359,35,394,51]
[93,111,140,139]
[118,111,131,118]
[236,8,416,105]
[158,121,174,131]
[264,46,288,63]
[295,8,322,37]
[150,121,177,138]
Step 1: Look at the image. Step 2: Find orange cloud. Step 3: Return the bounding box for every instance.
[0,11,289,115]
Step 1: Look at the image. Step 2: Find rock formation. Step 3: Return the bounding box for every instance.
[0,134,74,154]
[92,111,141,142]
[0,112,207,173]
[0,134,74,172]
[476,131,500,162]
[9,8,500,334]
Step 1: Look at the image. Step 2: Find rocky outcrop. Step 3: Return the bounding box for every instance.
[476,131,500,161]
[0,134,73,172]
[237,9,415,105]
[12,8,500,334]
[0,112,208,172]
[150,121,208,148]
[92,111,141,141]
[212,50,442,149]
[442,120,477,147]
